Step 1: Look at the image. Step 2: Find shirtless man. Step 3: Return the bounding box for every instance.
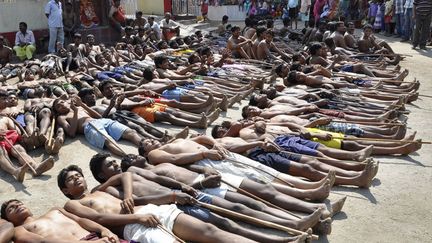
[0,219,13,242]
[58,165,256,243]
[330,22,356,51]
[89,153,319,240]
[343,22,358,49]
[141,136,346,220]
[1,199,120,242]
[53,96,143,156]
[67,33,86,59]
[0,109,54,181]
[251,26,267,58]
[358,24,396,54]
[0,37,12,66]
[227,26,253,59]
[256,30,290,61]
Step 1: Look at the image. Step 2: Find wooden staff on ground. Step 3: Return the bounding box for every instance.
[331,119,406,127]
[196,201,318,240]
[157,224,185,243]
[47,118,56,148]
[3,138,37,175]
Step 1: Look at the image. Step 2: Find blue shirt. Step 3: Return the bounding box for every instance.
[288,0,299,8]
[45,0,63,28]
[15,30,35,46]
[394,0,404,14]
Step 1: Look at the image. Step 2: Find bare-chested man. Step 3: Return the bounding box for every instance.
[58,165,256,243]
[89,152,320,240]
[53,96,143,156]
[343,22,358,49]
[256,30,290,61]
[1,199,121,242]
[140,136,346,221]
[330,22,356,51]
[0,219,13,242]
[227,26,253,59]
[0,37,12,66]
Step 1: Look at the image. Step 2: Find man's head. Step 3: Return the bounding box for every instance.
[95,53,108,66]
[336,21,346,34]
[241,105,262,119]
[275,63,290,78]
[121,154,148,172]
[1,199,32,226]
[148,16,155,25]
[6,92,18,107]
[346,22,355,34]
[74,33,82,44]
[256,26,267,39]
[154,55,169,69]
[143,68,155,81]
[90,153,122,183]
[165,12,172,21]
[52,98,71,115]
[222,15,229,24]
[249,93,269,109]
[138,138,162,157]
[99,80,115,98]
[114,0,121,7]
[78,88,96,106]
[363,24,373,37]
[264,30,275,43]
[86,34,95,45]
[285,71,305,86]
[231,26,241,38]
[188,53,201,64]
[318,20,327,32]
[309,42,323,56]
[125,26,134,36]
[136,11,143,19]
[24,69,35,81]
[19,22,27,33]
[57,165,87,199]
[292,52,306,64]
[211,125,228,139]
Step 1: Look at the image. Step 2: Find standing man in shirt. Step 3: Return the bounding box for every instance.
[401,0,414,42]
[393,0,405,37]
[412,0,432,49]
[13,22,36,61]
[45,0,64,53]
[160,12,180,41]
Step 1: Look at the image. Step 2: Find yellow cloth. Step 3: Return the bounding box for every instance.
[307,128,344,149]
[13,45,36,60]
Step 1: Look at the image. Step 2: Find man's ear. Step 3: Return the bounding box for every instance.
[98,172,105,182]
[61,187,70,195]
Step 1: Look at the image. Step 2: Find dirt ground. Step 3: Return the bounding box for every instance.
[1,34,431,242]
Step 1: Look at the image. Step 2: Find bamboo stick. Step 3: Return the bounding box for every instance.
[157,224,185,243]
[3,138,37,175]
[88,122,127,154]
[331,120,406,126]
[47,118,56,147]
[196,202,318,240]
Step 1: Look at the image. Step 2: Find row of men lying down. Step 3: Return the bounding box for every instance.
[0,32,421,243]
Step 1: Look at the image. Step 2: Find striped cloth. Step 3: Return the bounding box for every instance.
[394,0,404,14]
[374,4,383,30]
[414,0,432,15]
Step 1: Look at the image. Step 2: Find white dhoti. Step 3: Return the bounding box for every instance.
[123,204,182,243]
[195,153,280,187]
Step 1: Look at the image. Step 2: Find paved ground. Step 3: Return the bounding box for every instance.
[1,33,432,242]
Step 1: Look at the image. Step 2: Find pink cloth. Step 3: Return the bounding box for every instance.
[313,0,327,22]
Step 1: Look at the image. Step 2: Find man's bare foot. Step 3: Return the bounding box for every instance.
[241,87,255,99]
[353,162,375,188]
[296,208,323,231]
[34,156,54,176]
[397,69,409,81]
[47,136,64,155]
[400,140,422,155]
[227,94,241,108]
[354,145,374,161]
[206,108,221,125]
[194,114,208,129]
[218,95,228,111]
[174,127,189,139]
[206,100,218,114]
[313,217,332,235]
[306,179,331,201]
[14,164,29,182]
[329,196,347,217]
[402,131,417,141]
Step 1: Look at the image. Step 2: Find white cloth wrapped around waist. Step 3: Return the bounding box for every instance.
[123,204,182,243]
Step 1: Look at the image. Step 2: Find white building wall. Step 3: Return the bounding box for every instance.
[0,0,50,33]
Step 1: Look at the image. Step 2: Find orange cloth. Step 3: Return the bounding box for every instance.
[132,103,168,123]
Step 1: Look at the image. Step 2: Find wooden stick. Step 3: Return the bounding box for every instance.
[331,120,406,126]
[157,224,185,243]
[88,122,127,154]
[196,202,318,240]
[47,118,56,147]
[339,136,431,144]
[3,138,37,175]
[220,177,301,219]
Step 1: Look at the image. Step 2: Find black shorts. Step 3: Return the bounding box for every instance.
[289,8,298,19]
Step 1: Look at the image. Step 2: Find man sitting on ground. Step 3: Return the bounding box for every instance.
[13,22,36,61]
